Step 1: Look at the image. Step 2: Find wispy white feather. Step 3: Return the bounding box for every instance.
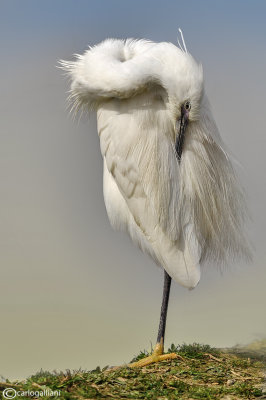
[177,28,188,53]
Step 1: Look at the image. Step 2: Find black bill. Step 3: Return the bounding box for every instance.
[175,105,189,162]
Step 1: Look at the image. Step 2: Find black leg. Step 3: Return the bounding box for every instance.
[156,269,172,349]
[128,269,176,366]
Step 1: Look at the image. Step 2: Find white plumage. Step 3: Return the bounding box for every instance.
[61,38,250,290]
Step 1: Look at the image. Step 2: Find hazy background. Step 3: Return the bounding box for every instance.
[0,0,265,380]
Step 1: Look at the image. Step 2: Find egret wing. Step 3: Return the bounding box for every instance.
[97,92,180,241]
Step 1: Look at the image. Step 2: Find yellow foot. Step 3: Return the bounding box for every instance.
[128,339,178,368]
[128,352,178,368]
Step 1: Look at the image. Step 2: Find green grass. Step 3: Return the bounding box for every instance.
[0,343,265,399]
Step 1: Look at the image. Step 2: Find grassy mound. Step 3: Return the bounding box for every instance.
[0,343,265,399]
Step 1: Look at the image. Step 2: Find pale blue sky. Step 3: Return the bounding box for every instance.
[0,0,265,380]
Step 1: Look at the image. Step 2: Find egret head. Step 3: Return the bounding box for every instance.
[160,46,203,119]
[153,43,204,159]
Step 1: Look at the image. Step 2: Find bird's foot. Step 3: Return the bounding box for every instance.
[128,339,178,368]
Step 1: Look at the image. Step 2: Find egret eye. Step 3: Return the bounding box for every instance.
[184,101,191,111]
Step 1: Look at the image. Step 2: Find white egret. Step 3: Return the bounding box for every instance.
[61,32,250,367]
